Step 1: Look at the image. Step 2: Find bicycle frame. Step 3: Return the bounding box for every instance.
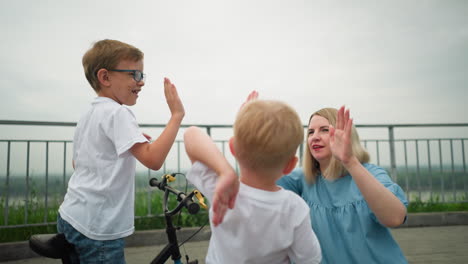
[149,174,205,264]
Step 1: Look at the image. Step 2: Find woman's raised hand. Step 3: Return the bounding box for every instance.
[329,106,354,165]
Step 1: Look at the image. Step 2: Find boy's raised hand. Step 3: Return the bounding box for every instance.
[184,126,239,226]
[142,133,152,141]
[164,78,185,119]
[239,90,259,111]
[209,92,259,226]
[211,169,239,226]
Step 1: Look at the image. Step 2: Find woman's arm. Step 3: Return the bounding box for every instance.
[277,170,304,196]
[330,106,406,227]
[344,158,407,227]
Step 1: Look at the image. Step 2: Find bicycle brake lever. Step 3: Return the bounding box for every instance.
[164,174,176,182]
[194,190,208,209]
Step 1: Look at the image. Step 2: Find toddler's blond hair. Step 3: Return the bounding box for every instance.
[234,100,304,172]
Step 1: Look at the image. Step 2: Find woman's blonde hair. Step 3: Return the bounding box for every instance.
[302,107,370,183]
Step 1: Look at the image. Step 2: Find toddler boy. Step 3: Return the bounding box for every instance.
[184,93,321,263]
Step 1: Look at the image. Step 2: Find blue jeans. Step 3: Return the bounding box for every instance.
[57,214,126,264]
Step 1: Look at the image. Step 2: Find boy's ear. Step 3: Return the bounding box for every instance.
[282,156,298,175]
[228,137,236,157]
[97,68,111,87]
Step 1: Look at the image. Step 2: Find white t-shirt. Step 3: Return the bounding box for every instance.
[59,97,148,240]
[187,162,322,264]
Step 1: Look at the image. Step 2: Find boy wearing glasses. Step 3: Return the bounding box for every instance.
[58,39,185,263]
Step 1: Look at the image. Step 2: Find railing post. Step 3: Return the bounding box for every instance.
[63,141,67,196]
[299,143,304,166]
[44,142,49,223]
[25,141,30,224]
[4,141,11,225]
[388,126,397,182]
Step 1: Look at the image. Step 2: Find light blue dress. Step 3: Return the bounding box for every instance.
[277,163,408,264]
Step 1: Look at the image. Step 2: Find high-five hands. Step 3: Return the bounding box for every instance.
[211,91,258,226]
[239,91,259,111]
[164,77,185,119]
[329,106,354,165]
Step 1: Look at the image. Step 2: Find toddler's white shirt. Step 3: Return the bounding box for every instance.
[187,162,322,264]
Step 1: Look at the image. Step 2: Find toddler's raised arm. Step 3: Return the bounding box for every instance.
[184,126,239,226]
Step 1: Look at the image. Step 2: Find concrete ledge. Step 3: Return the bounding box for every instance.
[0,241,39,262]
[402,211,468,227]
[1,212,467,262]
[125,226,212,248]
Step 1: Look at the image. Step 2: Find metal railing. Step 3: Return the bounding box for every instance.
[1,120,467,229]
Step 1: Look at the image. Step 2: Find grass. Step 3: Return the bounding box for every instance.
[0,189,209,243]
[1,191,466,243]
[407,196,468,213]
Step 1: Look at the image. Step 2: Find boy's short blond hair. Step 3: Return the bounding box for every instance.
[233,100,304,171]
[82,39,144,93]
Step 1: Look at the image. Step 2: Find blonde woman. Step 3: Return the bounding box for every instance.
[277,106,408,263]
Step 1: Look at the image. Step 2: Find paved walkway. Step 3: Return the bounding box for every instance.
[2,225,468,264]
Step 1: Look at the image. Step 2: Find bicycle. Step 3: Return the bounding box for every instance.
[29,173,207,264]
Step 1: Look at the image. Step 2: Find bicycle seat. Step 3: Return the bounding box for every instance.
[29,233,74,259]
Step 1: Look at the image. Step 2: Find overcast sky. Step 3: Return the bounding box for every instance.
[1,0,467,128]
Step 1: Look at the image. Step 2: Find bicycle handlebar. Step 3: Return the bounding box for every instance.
[149,176,200,215]
[148,174,204,264]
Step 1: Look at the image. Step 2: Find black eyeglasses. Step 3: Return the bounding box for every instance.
[109,69,146,82]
